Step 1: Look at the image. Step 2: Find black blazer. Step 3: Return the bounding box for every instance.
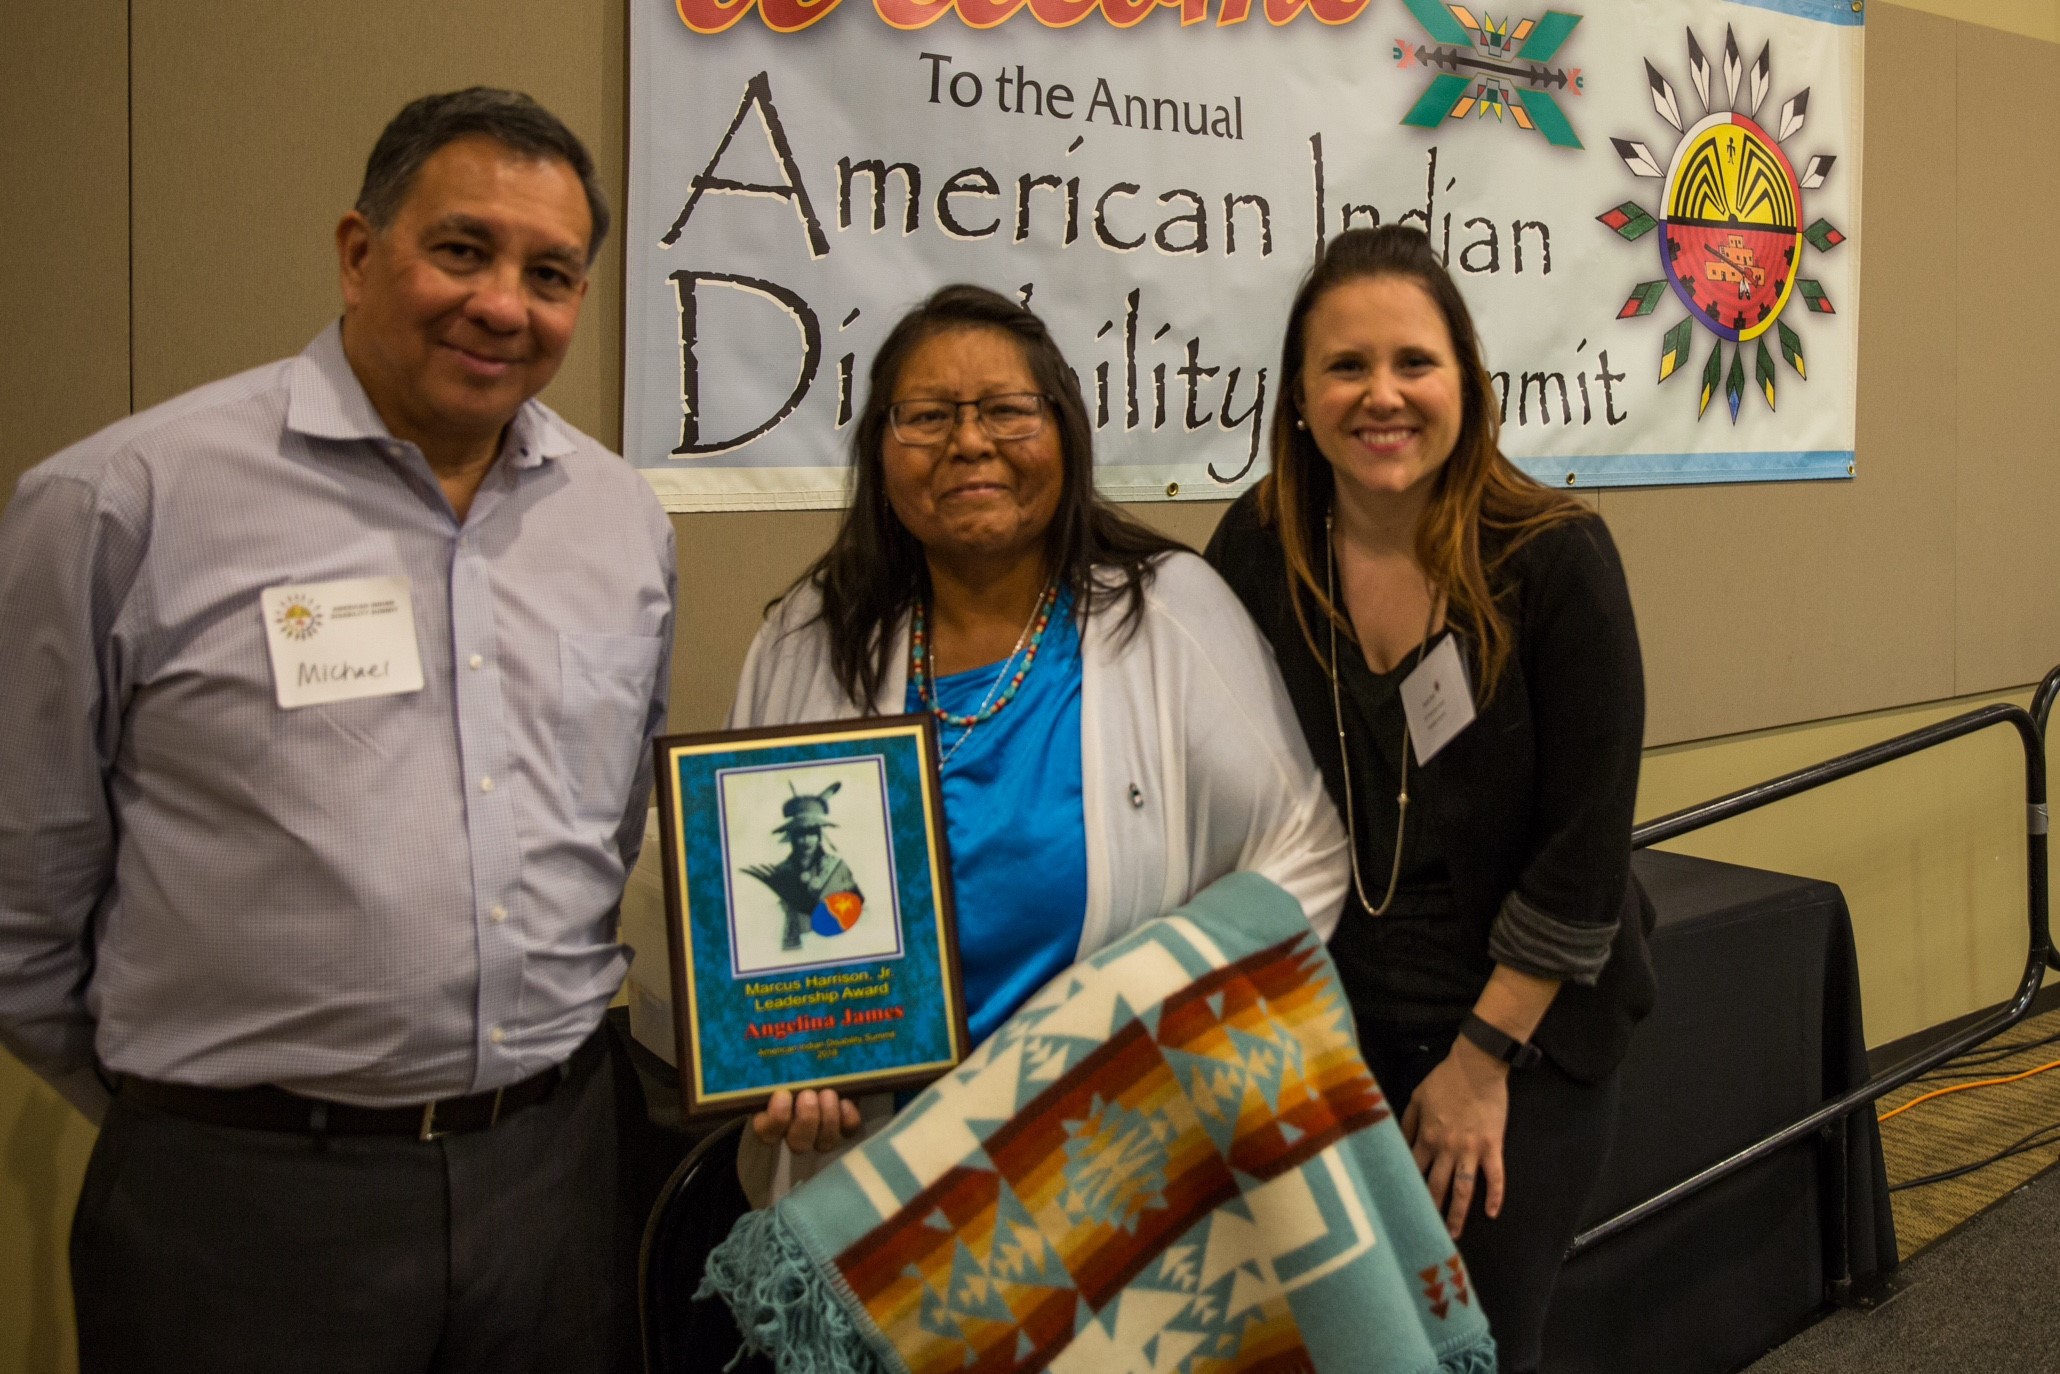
[1207,491,1656,1082]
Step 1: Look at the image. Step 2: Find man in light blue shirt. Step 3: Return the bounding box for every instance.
[0,88,674,1372]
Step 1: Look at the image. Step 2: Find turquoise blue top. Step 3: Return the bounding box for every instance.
[906,592,1088,1046]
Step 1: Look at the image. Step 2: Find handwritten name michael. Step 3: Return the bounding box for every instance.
[296,659,390,687]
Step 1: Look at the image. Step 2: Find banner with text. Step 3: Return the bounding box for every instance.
[625,0,1863,510]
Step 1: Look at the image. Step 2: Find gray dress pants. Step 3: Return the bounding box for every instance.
[70,1037,637,1374]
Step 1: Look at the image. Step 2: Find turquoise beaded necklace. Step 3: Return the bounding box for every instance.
[909,579,1061,763]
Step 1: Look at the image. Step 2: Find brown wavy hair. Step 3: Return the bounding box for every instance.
[1256,225,1587,699]
[787,283,1185,709]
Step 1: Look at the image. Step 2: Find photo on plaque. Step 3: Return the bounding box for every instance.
[653,715,967,1117]
[720,757,904,978]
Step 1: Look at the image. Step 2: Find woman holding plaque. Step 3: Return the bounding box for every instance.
[731,283,1349,1190]
[1204,226,1652,1374]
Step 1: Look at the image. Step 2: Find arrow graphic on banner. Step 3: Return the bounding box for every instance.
[1393,0,1585,148]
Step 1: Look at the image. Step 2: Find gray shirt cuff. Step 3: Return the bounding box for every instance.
[1487,891,1618,986]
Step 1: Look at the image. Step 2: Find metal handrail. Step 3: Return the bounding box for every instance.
[2035,664,2060,738]
[1567,692,2053,1258]
[2039,663,2060,976]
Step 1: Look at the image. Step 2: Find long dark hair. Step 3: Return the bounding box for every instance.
[1257,225,1587,698]
[789,284,1185,709]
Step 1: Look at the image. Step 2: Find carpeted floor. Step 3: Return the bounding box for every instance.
[1742,1162,2060,1373]
[1874,1004,2060,1259]
[1739,1005,2060,1372]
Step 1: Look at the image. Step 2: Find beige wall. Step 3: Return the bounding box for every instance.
[1896,0,2060,40]
[1643,690,2054,1047]
[0,0,128,502]
[125,1,627,421]
[2,0,2057,1370]
[0,8,128,1363]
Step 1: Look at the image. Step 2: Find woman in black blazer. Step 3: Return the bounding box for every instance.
[1207,225,1654,1374]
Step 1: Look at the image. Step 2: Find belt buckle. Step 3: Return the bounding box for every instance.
[419,1087,505,1141]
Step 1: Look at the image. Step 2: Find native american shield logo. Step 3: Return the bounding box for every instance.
[811,889,864,937]
[1662,114,1801,341]
[1598,28,1846,422]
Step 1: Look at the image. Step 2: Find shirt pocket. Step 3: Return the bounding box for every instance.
[559,631,665,823]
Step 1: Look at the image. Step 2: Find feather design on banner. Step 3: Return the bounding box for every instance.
[1686,28,1711,110]
[1646,60,1684,131]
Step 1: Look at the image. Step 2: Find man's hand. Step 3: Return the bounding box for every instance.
[1401,1037,1510,1239]
[751,1087,863,1154]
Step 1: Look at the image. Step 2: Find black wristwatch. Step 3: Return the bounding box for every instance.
[1459,1013,1543,1070]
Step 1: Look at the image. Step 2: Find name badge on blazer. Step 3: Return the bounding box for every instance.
[260,576,426,709]
[1400,634,1476,764]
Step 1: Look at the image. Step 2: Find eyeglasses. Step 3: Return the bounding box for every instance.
[886,393,1049,446]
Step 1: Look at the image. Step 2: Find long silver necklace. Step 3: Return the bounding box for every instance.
[1326,510,1439,917]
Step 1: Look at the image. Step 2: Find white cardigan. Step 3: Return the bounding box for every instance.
[730,552,1349,1202]
[730,552,1350,951]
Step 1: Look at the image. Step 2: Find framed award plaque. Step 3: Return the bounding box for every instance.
[651,714,968,1118]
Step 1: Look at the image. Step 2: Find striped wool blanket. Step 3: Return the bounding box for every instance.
[700,871,1497,1374]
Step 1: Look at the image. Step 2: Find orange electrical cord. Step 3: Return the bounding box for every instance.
[1877,1057,2060,1124]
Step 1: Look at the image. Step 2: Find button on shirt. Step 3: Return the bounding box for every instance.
[0,323,675,1108]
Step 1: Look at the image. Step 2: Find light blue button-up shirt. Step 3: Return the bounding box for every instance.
[0,324,675,1108]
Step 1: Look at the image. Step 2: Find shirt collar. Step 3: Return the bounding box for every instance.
[285,320,575,470]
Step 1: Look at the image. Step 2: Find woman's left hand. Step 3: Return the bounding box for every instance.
[1401,1038,1510,1239]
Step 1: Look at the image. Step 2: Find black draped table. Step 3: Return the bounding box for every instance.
[1542,849,1899,1373]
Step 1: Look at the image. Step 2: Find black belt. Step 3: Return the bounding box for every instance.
[118,1026,607,1141]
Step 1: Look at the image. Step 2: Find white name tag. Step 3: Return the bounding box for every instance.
[1400,634,1476,765]
[260,576,426,709]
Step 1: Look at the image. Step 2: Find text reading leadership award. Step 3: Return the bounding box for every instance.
[652,715,967,1117]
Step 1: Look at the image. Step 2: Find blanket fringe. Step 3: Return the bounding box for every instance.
[1436,1341,1500,1374]
[696,1208,891,1374]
